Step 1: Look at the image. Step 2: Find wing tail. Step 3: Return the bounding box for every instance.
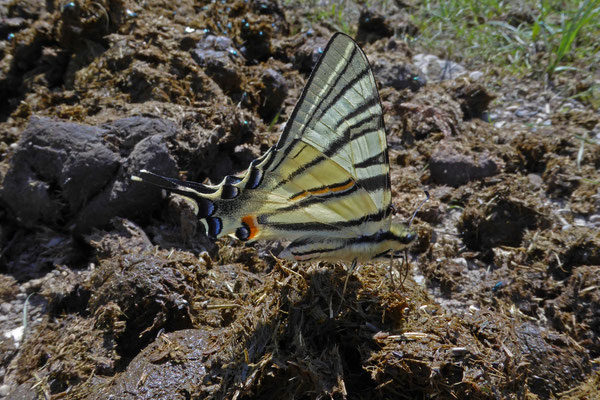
[132,170,217,226]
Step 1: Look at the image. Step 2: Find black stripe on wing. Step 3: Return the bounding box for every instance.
[271,181,358,214]
[294,46,361,139]
[332,95,380,131]
[317,64,369,119]
[259,209,386,231]
[289,244,346,257]
[354,150,386,169]
[272,99,381,188]
[356,173,388,192]
[276,33,354,150]
[270,33,376,172]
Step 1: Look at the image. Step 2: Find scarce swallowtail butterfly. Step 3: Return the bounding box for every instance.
[133,32,417,263]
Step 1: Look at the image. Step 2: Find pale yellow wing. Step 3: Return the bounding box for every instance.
[133,33,392,247]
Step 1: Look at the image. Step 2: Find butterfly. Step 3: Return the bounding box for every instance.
[133,32,416,264]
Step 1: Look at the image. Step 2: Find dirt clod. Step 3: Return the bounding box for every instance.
[430,143,500,186]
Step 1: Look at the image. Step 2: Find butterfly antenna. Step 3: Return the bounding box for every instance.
[408,190,430,228]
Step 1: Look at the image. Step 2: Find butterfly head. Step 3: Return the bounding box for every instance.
[382,191,428,257]
[370,222,418,260]
[389,221,417,253]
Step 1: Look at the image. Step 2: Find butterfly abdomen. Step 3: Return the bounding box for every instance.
[279,224,415,263]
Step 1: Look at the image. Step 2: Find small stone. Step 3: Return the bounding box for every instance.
[0,303,11,314]
[413,53,467,81]
[515,109,529,118]
[6,326,24,345]
[469,71,483,80]
[574,217,586,227]
[527,173,543,188]
[0,384,11,397]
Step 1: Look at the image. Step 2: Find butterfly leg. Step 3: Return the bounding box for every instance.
[343,258,359,295]
[390,250,411,292]
[401,249,411,287]
[388,253,396,290]
[338,258,358,314]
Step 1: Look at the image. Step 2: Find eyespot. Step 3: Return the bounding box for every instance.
[236,224,250,241]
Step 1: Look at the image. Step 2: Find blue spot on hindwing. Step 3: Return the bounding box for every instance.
[225,175,242,185]
[221,184,239,199]
[206,217,222,237]
[247,166,263,189]
[236,223,250,241]
[197,198,215,217]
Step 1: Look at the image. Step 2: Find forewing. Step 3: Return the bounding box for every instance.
[267,33,392,226]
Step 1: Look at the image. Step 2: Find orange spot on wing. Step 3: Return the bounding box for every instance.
[241,215,259,240]
[323,180,354,194]
[290,191,309,201]
[290,180,355,201]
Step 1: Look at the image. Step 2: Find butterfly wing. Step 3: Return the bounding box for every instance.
[133,33,392,248]
[269,33,392,225]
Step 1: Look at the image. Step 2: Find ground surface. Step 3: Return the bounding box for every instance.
[0,0,599,399]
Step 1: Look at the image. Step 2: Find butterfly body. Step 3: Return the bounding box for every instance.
[279,223,415,262]
[133,33,416,262]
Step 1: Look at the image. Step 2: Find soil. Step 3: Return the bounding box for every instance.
[0,1,599,399]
